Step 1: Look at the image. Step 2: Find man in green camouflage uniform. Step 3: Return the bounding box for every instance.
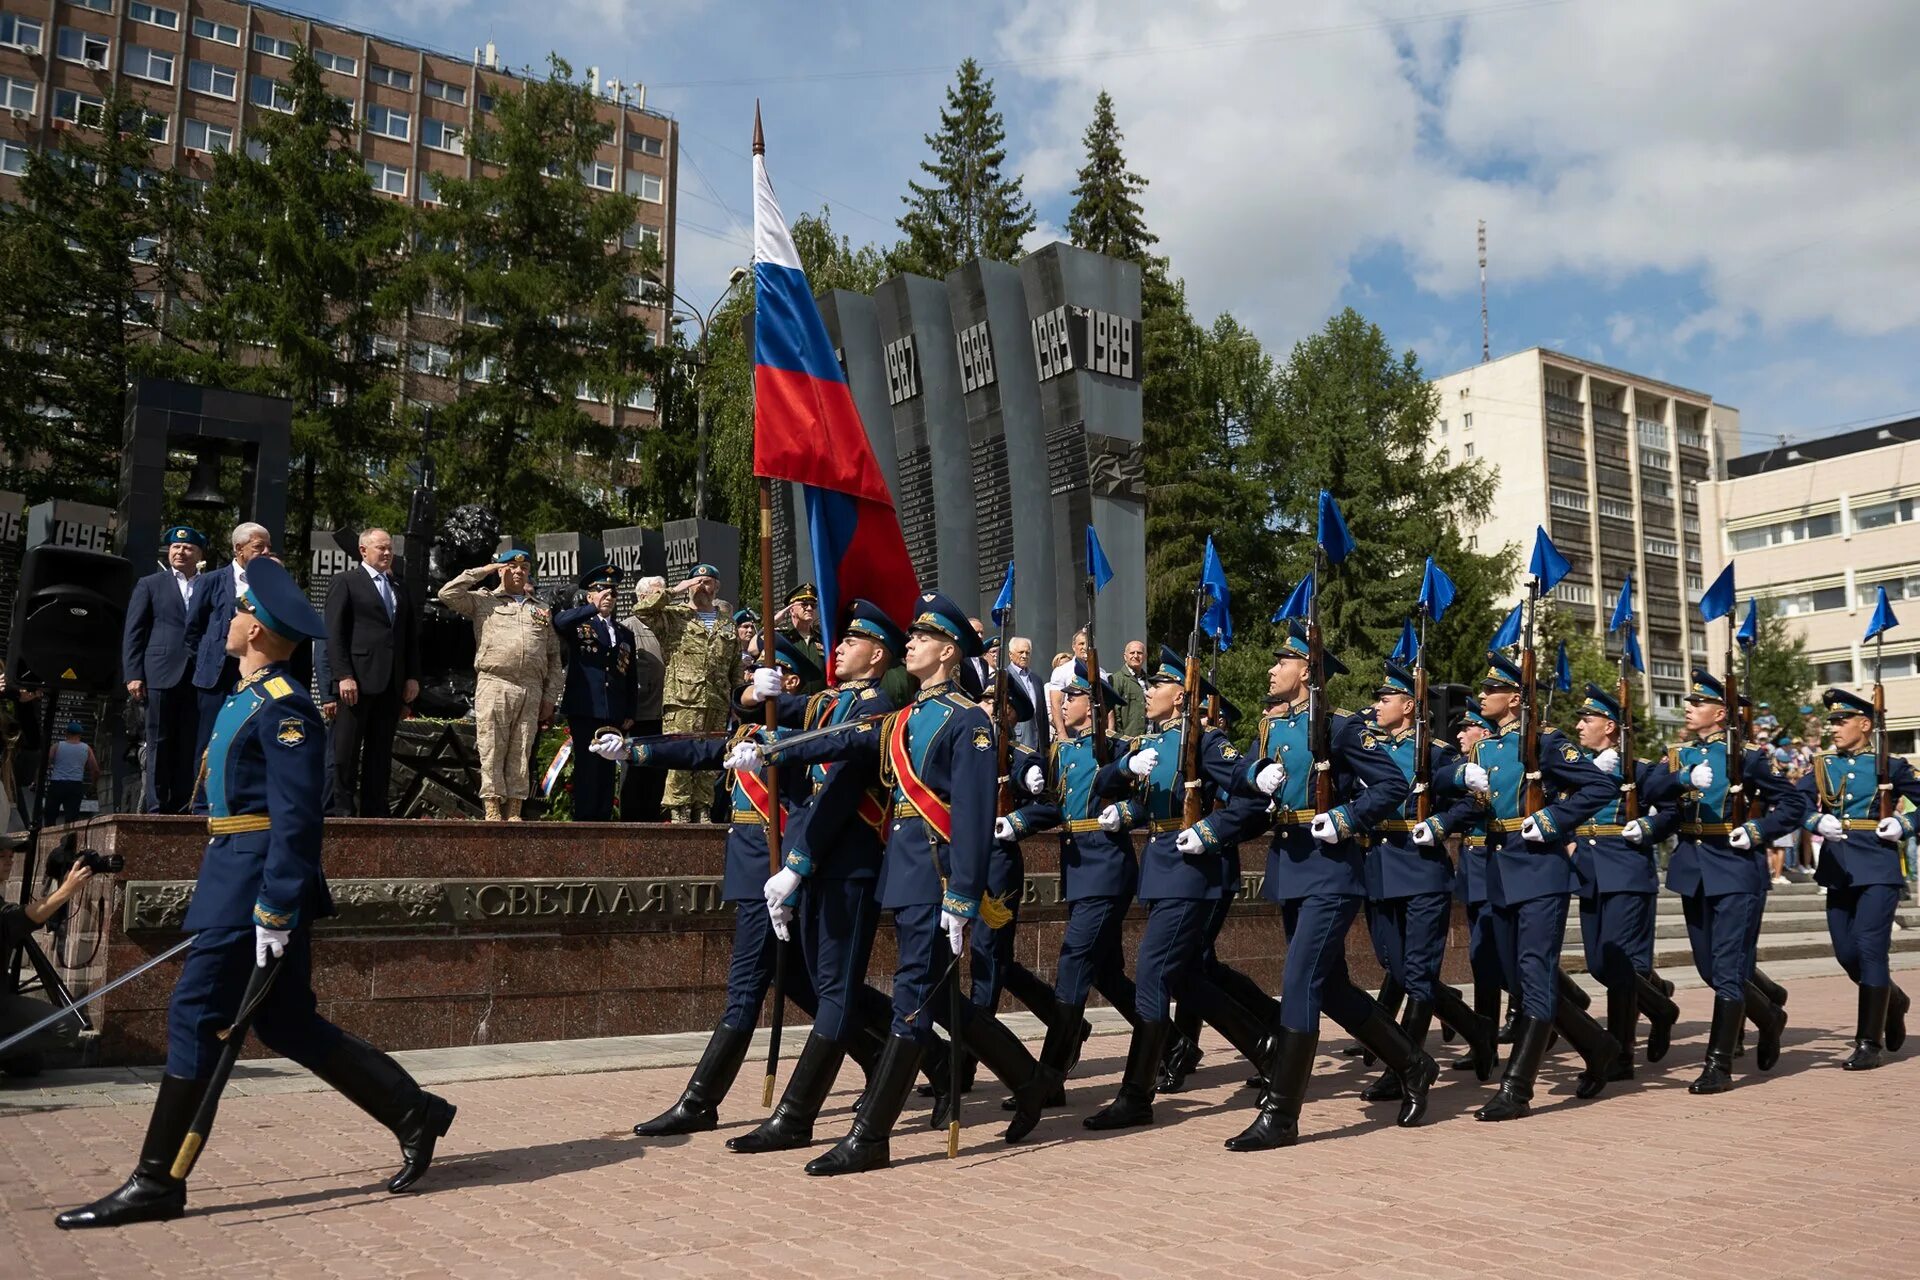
[632,564,740,822]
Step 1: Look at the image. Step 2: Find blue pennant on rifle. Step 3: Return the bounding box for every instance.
[1200,535,1232,649]
[1417,556,1456,622]
[1864,586,1900,641]
[1390,617,1417,665]
[1317,490,1355,566]
[1086,524,1114,593]
[1555,641,1572,692]
[1699,564,1735,622]
[1273,573,1313,623]
[990,560,1014,627]
[1529,527,1570,593]
[1491,601,1523,650]
[1736,597,1758,650]
[1622,627,1644,673]
[1609,573,1635,632]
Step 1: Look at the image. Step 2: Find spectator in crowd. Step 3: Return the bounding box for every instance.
[732,609,760,663]
[1047,628,1095,740]
[0,670,45,832]
[1112,638,1150,736]
[324,528,420,818]
[1004,636,1047,751]
[552,564,639,822]
[620,607,668,823]
[439,549,564,822]
[122,523,207,814]
[43,721,98,828]
[633,566,739,823]
[183,522,273,771]
[775,583,827,693]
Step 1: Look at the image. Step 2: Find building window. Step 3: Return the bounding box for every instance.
[253,33,296,60]
[1554,582,1595,605]
[364,333,399,361]
[1549,487,1589,513]
[625,170,664,202]
[1640,449,1671,471]
[1,76,36,114]
[409,342,452,376]
[1853,495,1916,533]
[1810,656,1853,684]
[1858,572,1920,609]
[53,88,107,128]
[1655,691,1682,711]
[425,78,467,106]
[312,49,358,76]
[1650,660,1686,680]
[188,60,237,99]
[70,0,114,12]
[129,233,161,263]
[184,118,233,153]
[1645,537,1680,558]
[622,222,661,253]
[422,117,462,154]
[627,132,664,157]
[131,2,178,28]
[1435,449,1449,466]
[136,110,168,143]
[1642,478,1672,500]
[365,159,407,195]
[0,140,29,176]
[416,287,458,319]
[582,160,615,190]
[1596,496,1634,521]
[1463,442,1475,459]
[191,16,239,45]
[1461,412,1473,430]
[476,89,496,113]
[418,172,441,205]
[369,64,412,90]
[57,27,112,66]
[250,76,293,113]
[1677,426,1707,449]
[1637,420,1666,448]
[366,104,410,141]
[1728,511,1841,552]
[1774,585,1847,617]
[1,15,45,52]
[244,135,270,161]
[624,385,657,411]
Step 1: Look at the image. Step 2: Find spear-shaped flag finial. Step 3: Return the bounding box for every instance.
[752,99,764,156]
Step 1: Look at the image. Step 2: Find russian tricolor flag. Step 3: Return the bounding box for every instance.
[751,113,919,652]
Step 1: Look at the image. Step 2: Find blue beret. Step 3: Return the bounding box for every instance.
[495,548,531,565]
[65,719,84,734]
[733,608,760,625]
[690,561,720,580]
[163,524,207,548]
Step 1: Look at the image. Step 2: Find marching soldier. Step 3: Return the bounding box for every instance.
[1636,670,1807,1093]
[1569,684,1680,1082]
[1448,698,1511,1071]
[57,560,454,1230]
[1797,688,1917,1068]
[1458,652,1623,1122]
[438,550,564,822]
[634,566,741,822]
[553,564,640,823]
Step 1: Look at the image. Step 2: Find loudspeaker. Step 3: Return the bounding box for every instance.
[5,546,137,692]
[1429,682,1473,734]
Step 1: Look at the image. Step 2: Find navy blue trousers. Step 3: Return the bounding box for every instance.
[1055,893,1139,1020]
[1276,894,1376,1034]
[166,928,343,1079]
[798,877,885,1043]
[1679,889,1763,1002]
[565,718,617,821]
[1579,891,1656,991]
[1827,883,1900,988]
[143,682,200,814]
[720,898,819,1032]
[1465,899,1507,1002]
[1366,893,1451,1004]
[1490,894,1570,1021]
[1133,897,1213,1023]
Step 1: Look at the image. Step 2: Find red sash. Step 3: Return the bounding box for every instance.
[736,765,774,826]
[856,790,887,835]
[887,712,952,842]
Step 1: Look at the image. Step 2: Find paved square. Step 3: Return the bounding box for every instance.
[4,971,1915,1279]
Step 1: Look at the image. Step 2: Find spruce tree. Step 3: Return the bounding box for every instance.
[895,59,1035,277]
[1065,91,1156,263]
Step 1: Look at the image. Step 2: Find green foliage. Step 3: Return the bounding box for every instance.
[1743,600,1818,741]
[1536,601,1663,751]
[1065,91,1157,262]
[893,58,1035,277]
[0,82,189,501]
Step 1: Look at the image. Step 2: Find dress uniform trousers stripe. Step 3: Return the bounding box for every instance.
[1579,891,1657,991]
[166,928,343,1079]
[1490,893,1571,1022]
[1367,892,1452,1004]
[721,898,820,1032]
[1277,894,1376,1033]
[1826,883,1900,988]
[1679,888,1763,1003]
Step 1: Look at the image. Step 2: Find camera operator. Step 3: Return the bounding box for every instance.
[1,859,97,1073]
[1,858,94,951]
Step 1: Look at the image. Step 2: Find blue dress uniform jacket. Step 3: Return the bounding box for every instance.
[1365,734,1472,901]
[1008,731,1138,902]
[1460,725,1615,907]
[183,664,333,933]
[1570,755,1665,898]
[1242,705,1411,902]
[764,679,896,883]
[1800,752,1920,890]
[1642,735,1808,898]
[1102,724,1260,902]
[552,605,640,724]
[631,726,806,902]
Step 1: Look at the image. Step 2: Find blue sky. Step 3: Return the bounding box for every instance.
[306,0,1920,452]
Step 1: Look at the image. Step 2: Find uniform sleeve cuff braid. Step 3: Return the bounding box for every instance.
[941,890,979,920]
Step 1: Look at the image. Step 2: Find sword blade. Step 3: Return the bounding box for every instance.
[0,935,196,1058]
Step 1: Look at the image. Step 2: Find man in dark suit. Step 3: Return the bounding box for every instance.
[323,528,419,818]
[552,563,638,821]
[182,522,274,778]
[123,524,208,813]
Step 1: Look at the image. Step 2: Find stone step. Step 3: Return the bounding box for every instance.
[1657,880,1831,899]
[1563,928,1920,969]
[1565,908,1920,944]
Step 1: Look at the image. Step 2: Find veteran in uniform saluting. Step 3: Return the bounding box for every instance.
[633,564,740,822]
[438,549,564,822]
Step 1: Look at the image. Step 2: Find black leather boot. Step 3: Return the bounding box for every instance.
[1743,981,1787,1072]
[1224,1027,1317,1151]
[1842,985,1890,1072]
[805,1035,922,1176]
[1159,1004,1203,1093]
[1004,1002,1083,1111]
[922,1032,956,1129]
[1184,979,1277,1075]
[1635,971,1679,1064]
[309,1033,457,1193]
[1342,976,1401,1062]
[1476,1015,1550,1122]
[1555,975,1624,1100]
[633,1022,752,1136]
[1214,964,1283,1028]
[1434,983,1496,1081]
[1887,983,1909,1053]
[1456,982,1504,1070]
[1003,961,1062,1028]
[1603,983,1639,1082]
[1750,967,1788,1009]
[959,1013,1052,1142]
[1085,1020,1170,1130]
[55,1074,205,1229]
[1347,1001,1439,1126]
[1689,996,1744,1094]
[1497,1005,1519,1045]
[728,1032,846,1153]
[1362,997,1435,1102]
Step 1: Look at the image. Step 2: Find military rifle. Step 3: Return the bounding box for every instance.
[1617,637,1640,823]
[1723,621,1747,827]
[1873,631,1893,823]
[1517,583,1547,814]
[993,585,1017,817]
[1306,552,1335,814]
[1085,573,1108,765]
[1178,582,1207,827]
[1412,620,1432,823]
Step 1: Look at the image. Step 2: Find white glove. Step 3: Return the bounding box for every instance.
[1520,815,1545,843]
[1310,813,1339,844]
[769,901,794,942]
[724,741,763,773]
[589,731,627,761]
[1463,763,1489,793]
[1729,825,1752,850]
[1175,827,1204,856]
[1689,763,1714,790]
[941,910,968,955]
[254,925,289,968]
[743,665,783,703]
[1097,804,1124,832]
[1022,764,1045,795]
[1815,813,1845,840]
[763,866,801,917]
[994,816,1015,842]
[1255,762,1286,796]
[1128,747,1160,778]
[1411,821,1436,847]
[1623,819,1649,845]
[1592,748,1619,775]
[1877,817,1904,843]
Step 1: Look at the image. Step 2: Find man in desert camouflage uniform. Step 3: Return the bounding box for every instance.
[632,564,739,822]
[438,550,565,821]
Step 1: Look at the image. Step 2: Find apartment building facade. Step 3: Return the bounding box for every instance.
[1697,418,1920,760]
[0,0,677,469]
[1430,348,1742,725]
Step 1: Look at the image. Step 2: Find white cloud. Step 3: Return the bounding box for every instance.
[1000,0,1920,346]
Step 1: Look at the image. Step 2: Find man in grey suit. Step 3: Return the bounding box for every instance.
[1005,637,1048,752]
[122,524,207,813]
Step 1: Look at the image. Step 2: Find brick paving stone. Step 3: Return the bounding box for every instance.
[4,972,1920,1278]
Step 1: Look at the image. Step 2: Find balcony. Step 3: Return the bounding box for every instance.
[1592,404,1627,429]
[1546,392,1585,419]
